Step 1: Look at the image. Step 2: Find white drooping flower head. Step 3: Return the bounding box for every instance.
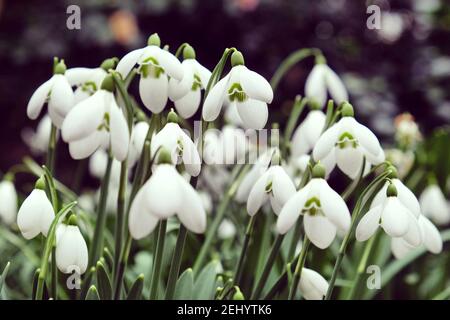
[127,120,150,169]
[151,111,201,177]
[128,148,207,239]
[55,218,88,275]
[247,151,296,215]
[21,114,56,155]
[218,218,237,240]
[27,60,75,128]
[17,178,55,239]
[168,44,211,119]
[305,58,348,109]
[61,75,130,161]
[277,163,351,249]
[419,184,450,226]
[202,50,273,129]
[391,214,443,259]
[298,267,329,300]
[313,103,385,179]
[356,179,422,247]
[0,176,18,226]
[116,33,183,113]
[203,125,247,166]
[291,109,326,157]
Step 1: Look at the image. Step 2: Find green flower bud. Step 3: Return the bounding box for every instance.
[54,60,67,75]
[67,214,78,226]
[157,148,173,165]
[148,33,161,47]
[167,108,179,124]
[387,165,398,179]
[34,176,46,190]
[312,163,326,179]
[341,102,354,117]
[231,50,245,67]
[183,44,196,60]
[386,183,398,197]
[100,57,119,71]
[232,287,245,300]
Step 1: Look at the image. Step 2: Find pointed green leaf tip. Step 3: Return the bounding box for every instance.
[34,175,46,190]
[54,60,67,75]
[231,50,245,67]
[232,286,244,300]
[312,163,326,179]
[100,57,119,71]
[386,183,398,197]
[148,33,161,47]
[341,102,354,117]
[101,75,115,92]
[167,108,179,124]
[183,44,196,60]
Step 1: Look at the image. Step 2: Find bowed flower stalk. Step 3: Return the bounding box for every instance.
[391,214,443,259]
[277,163,351,249]
[61,74,130,161]
[313,103,385,179]
[55,215,88,275]
[27,59,75,128]
[419,183,450,225]
[17,177,55,239]
[305,56,348,109]
[151,110,201,177]
[202,50,273,129]
[0,174,18,226]
[116,33,183,113]
[168,44,211,119]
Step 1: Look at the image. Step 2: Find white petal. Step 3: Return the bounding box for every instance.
[190,59,211,88]
[370,183,388,209]
[202,74,230,121]
[319,180,351,231]
[312,123,340,161]
[168,60,193,101]
[69,131,105,160]
[65,67,97,86]
[239,66,273,103]
[116,47,145,78]
[56,225,88,274]
[276,186,310,234]
[17,189,55,239]
[324,65,348,105]
[156,48,184,80]
[299,268,329,300]
[420,185,450,225]
[139,73,169,113]
[247,171,271,216]
[48,75,75,127]
[402,212,422,247]
[177,179,207,233]
[0,181,18,225]
[381,197,410,238]
[356,205,382,242]
[271,166,297,207]
[174,89,201,119]
[109,99,130,161]
[236,99,268,130]
[27,77,54,120]
[61,90,106,142]
[393,179,421,218]
[144,165,183,218]
[128,186,159,240]
[391,238,413,259]
[335,146,364,179]
[351,118,383,160]
[419,215,442,254]
[304,214,337,249]
[305,64,327,108]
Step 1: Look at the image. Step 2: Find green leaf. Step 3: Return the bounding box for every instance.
[193,260,219,300]
[31,268,40,300]
[102,247,114,272]
[127,274,144,300]
[85,285,100,300]
[174,268,194,300]
[0,262,10,299]
[96,261,112,300]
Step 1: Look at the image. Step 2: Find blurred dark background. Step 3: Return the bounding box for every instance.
[1,0,449,177]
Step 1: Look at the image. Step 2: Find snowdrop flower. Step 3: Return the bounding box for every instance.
[394,113,422,150]
[305,59,348,109]
[55,219,88,274]
[116,33,183,113]
[356,183,421,247]
[391,215,443,259]
[21,114,55,155]
[202,50,273,129]
[291,109,326,157]
[0,176,18,226]
[203,125,247,165]
[235,149,274,203]
[128,120,150,168]
[420,184,450,225]
[313,103,384,179]
[17,178,55,239]
[128,149,206,239]
[218,219,237,240]
[277,164,351,249]
[247,155,296,215]
[298,267,329,300]
[168,45,211,119]
[27,60,75,128]
[61,75,130,161]
[151,111,201,176]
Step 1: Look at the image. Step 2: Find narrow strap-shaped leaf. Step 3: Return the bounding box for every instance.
[0,262,11,299]
[193,261,219,300]
[85,285,100,300]
[174,268,194,300]
[96,261,112,300]
[126,274,144,300]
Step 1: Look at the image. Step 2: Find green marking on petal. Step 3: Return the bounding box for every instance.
[336,132,358,149]
[228,83,248,102]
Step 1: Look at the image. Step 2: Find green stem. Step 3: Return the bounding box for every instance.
[251,234,285,300]
[87,153,113,269]
[193,164,250,273]
[270,48,322,92]
[234,215,256,287]
[281,96,307,159]
[164,224,188,300]
[288,236,310,300]
[287,222,302,263]
[149,220,167,300]
[46,124,57,173]
[113,235,132,300]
